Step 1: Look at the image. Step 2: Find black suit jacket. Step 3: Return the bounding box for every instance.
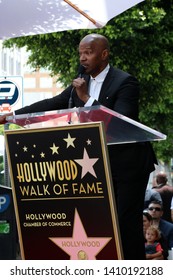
[15,66,139,119]
[159,219,173,249]
[16,66,156,181]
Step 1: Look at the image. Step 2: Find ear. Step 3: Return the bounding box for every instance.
[102,49,109,61]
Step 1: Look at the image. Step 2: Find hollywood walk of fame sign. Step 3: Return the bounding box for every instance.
[4,122,123,260]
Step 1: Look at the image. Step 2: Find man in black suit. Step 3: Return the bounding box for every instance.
[0,33,157,259]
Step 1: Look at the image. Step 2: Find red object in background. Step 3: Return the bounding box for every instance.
[0,103,11,113]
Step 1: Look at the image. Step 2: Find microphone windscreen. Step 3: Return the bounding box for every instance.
[78,65,85,76]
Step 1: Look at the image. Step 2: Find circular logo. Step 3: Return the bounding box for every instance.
[0,194,11,213]
[0,80,21,113]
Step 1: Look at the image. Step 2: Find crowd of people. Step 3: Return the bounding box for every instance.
[143,172,173,260]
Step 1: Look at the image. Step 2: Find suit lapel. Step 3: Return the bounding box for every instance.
[98,67,114,103]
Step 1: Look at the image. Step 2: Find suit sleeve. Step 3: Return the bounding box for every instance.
[15,86,72,115]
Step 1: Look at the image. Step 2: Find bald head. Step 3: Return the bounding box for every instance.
[156,173,167,185]
[80,33,110,52]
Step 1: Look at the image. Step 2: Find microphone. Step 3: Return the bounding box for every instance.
[77,64,86,78]
[68,65,86,109]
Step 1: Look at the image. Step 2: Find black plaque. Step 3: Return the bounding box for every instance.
[5,122,122,260]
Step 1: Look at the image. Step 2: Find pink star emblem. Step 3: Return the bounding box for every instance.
[49,209,111,260]
[74,148,99,178]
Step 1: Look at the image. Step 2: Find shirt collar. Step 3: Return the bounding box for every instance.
[90,64,110,82]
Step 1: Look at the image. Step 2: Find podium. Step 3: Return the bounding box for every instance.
[6,105,166,144]
[4,106,166,260]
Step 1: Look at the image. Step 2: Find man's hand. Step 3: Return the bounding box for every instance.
[0,113,13,124]
[72,77,90,103]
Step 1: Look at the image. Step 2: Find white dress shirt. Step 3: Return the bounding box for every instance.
[85,64,110,107]
[171,197,173,209]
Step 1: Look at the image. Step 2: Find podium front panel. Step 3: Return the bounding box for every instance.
[4,122,122,260]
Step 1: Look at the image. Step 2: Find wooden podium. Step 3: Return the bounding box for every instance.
[4,105,166,260]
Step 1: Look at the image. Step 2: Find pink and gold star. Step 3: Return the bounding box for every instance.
[49,209,111,260]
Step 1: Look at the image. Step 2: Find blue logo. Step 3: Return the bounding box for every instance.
[0,194,11,213]
[0,80,20,112]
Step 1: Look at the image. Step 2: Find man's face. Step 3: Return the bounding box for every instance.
[148,203,163,220]
[78,40,108,78]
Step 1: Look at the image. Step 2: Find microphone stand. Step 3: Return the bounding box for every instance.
[67,87,74,124]
[68,87,74,109]
[67,65,85,124]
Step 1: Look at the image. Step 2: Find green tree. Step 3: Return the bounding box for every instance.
[3,0,173,163]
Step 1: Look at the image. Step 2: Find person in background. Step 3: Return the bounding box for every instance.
[144,187,162,210]
[143,211,168,260]
[148,200,173,250]
[145,225,163,260]
[143,211,153,236]
[0,33,157,260]
[170,197,173,222]
[152,172,173,222]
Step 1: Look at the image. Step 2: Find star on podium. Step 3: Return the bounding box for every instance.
[50,143,59,154]
[74,148,99,178]
[63,133,76,148]
[49,209,111,260]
